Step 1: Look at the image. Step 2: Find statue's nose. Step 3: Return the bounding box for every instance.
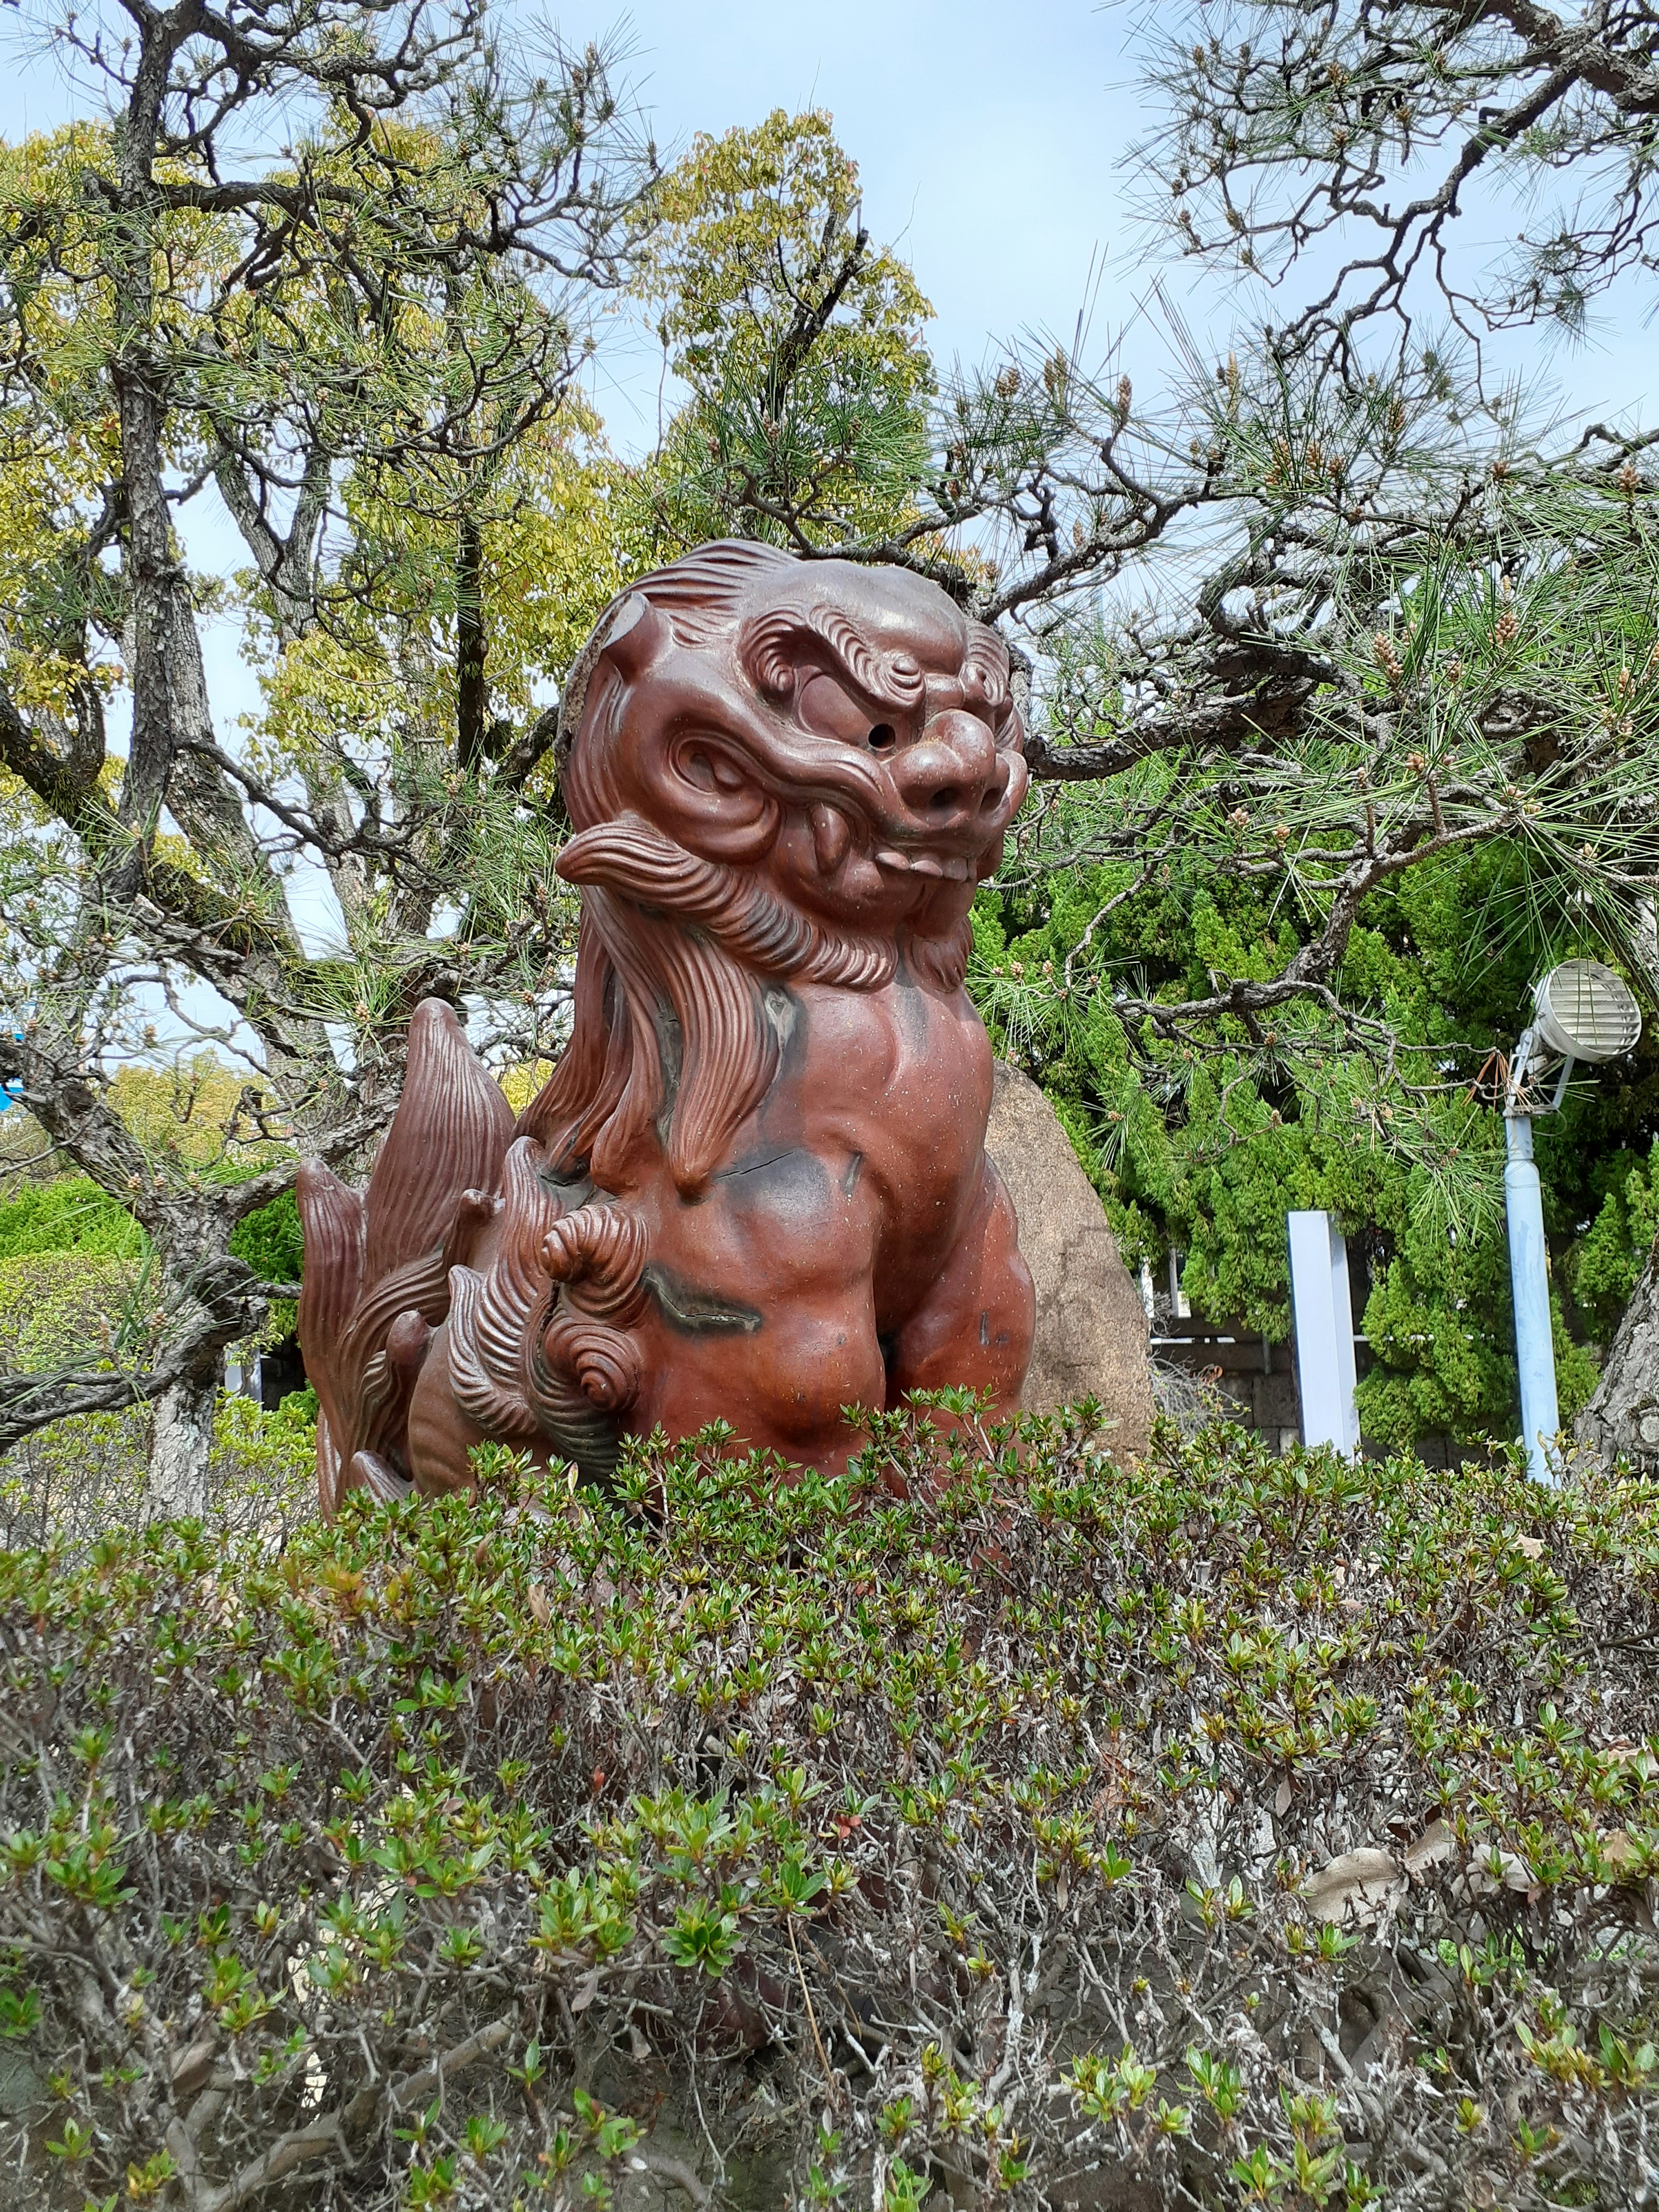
[891,712,1007,830]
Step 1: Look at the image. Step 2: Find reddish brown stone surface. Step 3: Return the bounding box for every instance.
[298,541,1034,1509]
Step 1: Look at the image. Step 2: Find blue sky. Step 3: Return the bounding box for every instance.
[0,0,1191,451]
[573,0,1154,450]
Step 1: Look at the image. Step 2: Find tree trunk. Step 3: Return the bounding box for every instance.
[146,1363,219,1521]
[456,505,487,774]
[1579,1239,1659,1470]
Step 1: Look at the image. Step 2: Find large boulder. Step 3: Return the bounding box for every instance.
[1579,1236,1659,1469]
[985,1061,1154,1455]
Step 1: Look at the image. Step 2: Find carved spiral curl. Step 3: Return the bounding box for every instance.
[540,1201,650,1412]
[545,1321,640,1413]
[541,1205,650,1323]
[446,1141,566,1443]
[737,602,927,715]
[446,1136,653,1443]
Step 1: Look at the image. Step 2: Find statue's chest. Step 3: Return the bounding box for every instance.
[626,973,993,1340]
[779,976,992,1229]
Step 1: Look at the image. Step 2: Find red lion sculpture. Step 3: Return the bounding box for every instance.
[296,540,1035,1507]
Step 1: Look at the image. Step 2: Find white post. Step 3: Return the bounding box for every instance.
[1287,1210,1361,1452]
[223,1350,262,1402]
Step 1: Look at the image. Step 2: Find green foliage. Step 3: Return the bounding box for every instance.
[978,826,1659,1446]
[0,1176,140,1262]
[0,1249,137,1375]
[634,110,935,551]
[0,29,653,1498]
[645,111,930,398]
[0,1249,314,1546]
[0,1166,302,1333]
[228,1187,303,1338]
[4,1414,1659,2205]
[0,1382,313,1551]
[1568,1137,1659,1333]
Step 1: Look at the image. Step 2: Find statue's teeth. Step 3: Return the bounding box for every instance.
[874,847,912,871]
[908,853,946,878]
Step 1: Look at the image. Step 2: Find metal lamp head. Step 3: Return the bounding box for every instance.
[1532,960,1643,1065]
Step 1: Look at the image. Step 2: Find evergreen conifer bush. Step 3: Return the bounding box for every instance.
[3,1412,1659,2208]
[970,839,1645,1452]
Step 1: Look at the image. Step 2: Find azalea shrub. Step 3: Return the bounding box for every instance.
[2,1411,1658,2210]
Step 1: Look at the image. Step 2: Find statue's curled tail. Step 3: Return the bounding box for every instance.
[297,1000,647,1510]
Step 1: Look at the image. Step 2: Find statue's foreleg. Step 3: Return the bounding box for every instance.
[884,1160,1034,1418]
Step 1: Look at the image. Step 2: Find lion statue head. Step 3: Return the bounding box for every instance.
[518,540,1029,1198]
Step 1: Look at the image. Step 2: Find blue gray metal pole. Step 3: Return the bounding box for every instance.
[1503,1107,1560,1484]
[1499,965,1642,1477]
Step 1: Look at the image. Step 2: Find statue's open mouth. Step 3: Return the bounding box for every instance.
[862,757,1026,880]
[871,847,979,880]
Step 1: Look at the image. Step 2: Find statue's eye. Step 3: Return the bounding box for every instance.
[796,672,874,745]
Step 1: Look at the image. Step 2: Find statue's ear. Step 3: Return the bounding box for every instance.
[599,592,670,681]
[556,593,673,777]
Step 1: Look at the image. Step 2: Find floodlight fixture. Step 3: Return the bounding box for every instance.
[1532,960,1643,1066]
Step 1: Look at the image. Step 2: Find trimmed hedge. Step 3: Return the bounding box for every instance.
[0,1178,143,1264]
[2,1411,1659,2208]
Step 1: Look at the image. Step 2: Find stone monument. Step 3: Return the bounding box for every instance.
[297,540,1040,1507]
